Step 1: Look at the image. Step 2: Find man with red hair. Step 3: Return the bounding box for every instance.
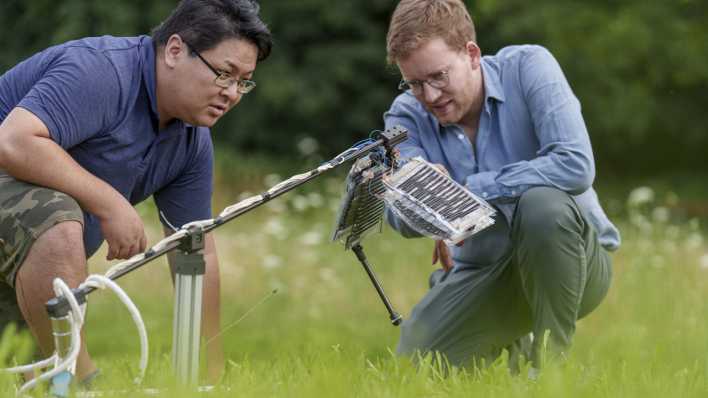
[384,0,619,372]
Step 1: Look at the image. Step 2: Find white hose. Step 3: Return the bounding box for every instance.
[5,275,148,395]
[17,278,83,395]
[81,275,148,385]
[3,354,57,374]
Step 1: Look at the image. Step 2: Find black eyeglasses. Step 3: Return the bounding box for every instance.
[398,69,450,96]
[185,42,256,94]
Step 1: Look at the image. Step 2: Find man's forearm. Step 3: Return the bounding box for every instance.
[0,107,125,219]
[202,234,224,381]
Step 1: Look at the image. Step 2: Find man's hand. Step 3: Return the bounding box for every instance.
[432,240,454,272]
[98,197,147,260]
[432,238,464,272]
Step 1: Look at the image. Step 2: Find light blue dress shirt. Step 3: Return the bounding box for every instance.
[384,45,620,269]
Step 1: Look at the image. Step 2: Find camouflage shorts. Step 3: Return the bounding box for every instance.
[0,171,83,327]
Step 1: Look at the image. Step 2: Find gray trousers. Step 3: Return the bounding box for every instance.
[397,187,612,368]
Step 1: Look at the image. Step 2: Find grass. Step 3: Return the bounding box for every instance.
[1,164,707,397]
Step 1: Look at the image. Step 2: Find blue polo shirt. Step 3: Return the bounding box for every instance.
[385,45,620,269]
[0,35,214,257]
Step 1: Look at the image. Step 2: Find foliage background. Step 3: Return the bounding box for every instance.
[1,2,708,396]
[1,0,706,175]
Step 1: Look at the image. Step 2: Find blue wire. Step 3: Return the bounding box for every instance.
[321,138,378,168]
[352,138,376,149]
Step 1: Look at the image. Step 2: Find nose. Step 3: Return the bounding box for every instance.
[422,82,442,103]
[221,84,242,104]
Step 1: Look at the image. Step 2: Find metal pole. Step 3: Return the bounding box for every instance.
[351,244,403,326]
[46,303,81,398]
[171,250,205,385]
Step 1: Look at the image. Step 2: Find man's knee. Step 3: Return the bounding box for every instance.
[27,221,85,264]
[16,221,86,288]
[514,187,582,241]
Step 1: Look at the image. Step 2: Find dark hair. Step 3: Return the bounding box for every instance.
[151,0,272,62]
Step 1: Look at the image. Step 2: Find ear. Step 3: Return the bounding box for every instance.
[464,41,481,69]
[163,34,187,68]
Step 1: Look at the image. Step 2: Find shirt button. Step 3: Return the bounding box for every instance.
[511,190,517,196]
[483,192,489,198]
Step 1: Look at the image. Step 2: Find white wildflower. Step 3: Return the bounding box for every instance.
[297,136,319,157]
[264,218,287,236]
[307,192,324,208]
[291,195,309,212]
[684,233,703,250]
[627,186,655,208]
[651,206,670,224]
[319,268,337,283]
[630,214,653,234]
[301,230,323,246]
[700,254,708,270]
[262,255,282,270]
[263,173,282,188]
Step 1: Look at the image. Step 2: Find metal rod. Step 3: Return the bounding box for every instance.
[49,312,77,397]
[172,271,203,384]
[171,227,206,385]
[351,244,402,326]
[45,127,408,313]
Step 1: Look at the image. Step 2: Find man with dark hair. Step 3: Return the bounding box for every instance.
[384,0,620,373]
[0,0,272,383]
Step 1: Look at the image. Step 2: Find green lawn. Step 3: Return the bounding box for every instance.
[2,169,707,397]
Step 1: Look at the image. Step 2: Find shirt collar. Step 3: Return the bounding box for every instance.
[480,56,506,103]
